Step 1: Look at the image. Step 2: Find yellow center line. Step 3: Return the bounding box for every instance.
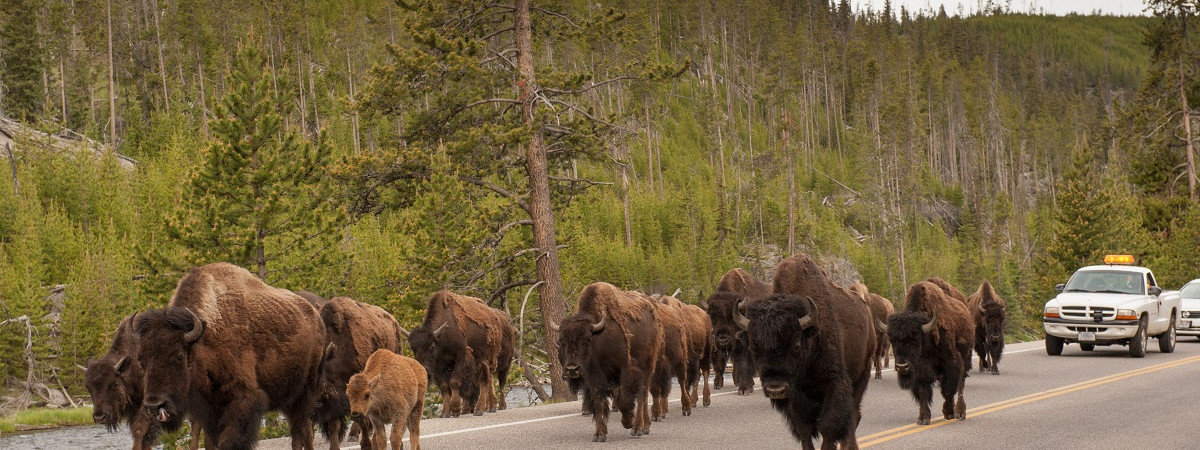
[859,354,1200,448]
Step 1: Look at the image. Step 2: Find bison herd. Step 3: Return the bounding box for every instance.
[85,255,1009,449]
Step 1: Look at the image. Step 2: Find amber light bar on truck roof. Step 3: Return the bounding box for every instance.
[1104,254,1136,265]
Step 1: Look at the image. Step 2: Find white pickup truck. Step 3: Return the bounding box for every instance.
[1043,255,1180,358]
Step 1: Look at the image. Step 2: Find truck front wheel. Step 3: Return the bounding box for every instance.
[1158,314,1176,354]
[1130,316,1148,358]
[1046,333,1064,356]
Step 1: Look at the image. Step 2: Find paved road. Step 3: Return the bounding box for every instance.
[254,338,1200,449]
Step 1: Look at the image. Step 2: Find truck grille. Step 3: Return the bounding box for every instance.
[1183,311,1200,319]
[1067,326,1109,333]
[1060,306,1115,321]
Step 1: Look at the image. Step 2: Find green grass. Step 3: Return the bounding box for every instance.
[0,406,94,433]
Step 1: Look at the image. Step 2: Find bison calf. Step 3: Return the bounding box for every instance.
[347,349,427,450]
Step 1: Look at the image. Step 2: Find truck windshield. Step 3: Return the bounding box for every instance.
[1064,271,1145,295]
[1181,281,1200,299]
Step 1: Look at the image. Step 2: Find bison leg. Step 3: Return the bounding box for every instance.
[883,341,891,368]
[913,382,933,425]
[370,416,389,450]
[407,399,423,450]
[989,342,1003,375]
[712,350,727,389]
[618,371,640,431]
[216,389,269,450]
[589,390,609,442]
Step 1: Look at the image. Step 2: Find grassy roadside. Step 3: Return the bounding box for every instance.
[0,406,94,433]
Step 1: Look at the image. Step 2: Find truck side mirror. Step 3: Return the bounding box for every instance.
[1148,286,1162,296]
[1054,283,1066,294]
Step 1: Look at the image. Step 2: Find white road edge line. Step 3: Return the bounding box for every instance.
[345,345,1046,448]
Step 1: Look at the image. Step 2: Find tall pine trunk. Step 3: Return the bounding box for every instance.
[516,0,570,401]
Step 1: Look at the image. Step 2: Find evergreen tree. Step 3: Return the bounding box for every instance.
[0,0,45,120]
[142,40,343,290]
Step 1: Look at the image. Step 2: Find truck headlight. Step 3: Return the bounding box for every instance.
[1116,309,1138,321]
[1044,306,1059,319]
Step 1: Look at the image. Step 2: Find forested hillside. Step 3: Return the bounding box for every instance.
[0,0,1194,406]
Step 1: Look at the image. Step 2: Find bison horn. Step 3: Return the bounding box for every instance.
[875,318,888,334]
[113,356,130,373]
[398,326,411,338]
[733,304,750,330]
[796,297,818,331]
[549,320,561,333]
[698,291,708,310]
[433,321,449,340]
[922,309,938,334]
[591,311,608,333]
[671,288,682,298]
[182,310,204,344]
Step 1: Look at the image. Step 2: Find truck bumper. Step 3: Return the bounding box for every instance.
[1043,318,1139,343]
[1177,319,1200,336]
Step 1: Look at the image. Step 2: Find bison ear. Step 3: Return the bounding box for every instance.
[367,375,381,390]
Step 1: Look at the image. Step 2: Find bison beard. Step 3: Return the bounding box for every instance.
[134,263,326,450]
[885,281,974,426]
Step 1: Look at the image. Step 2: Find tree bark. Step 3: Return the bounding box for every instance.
[1180,7,1196,201]
[150,0,169,110]
[516,0,571,401]
[106,0,117,148]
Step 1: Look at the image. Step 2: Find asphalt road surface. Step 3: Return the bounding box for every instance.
[253,338,1200,449]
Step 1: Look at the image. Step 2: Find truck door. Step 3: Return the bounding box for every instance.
[1147,273,1161,324]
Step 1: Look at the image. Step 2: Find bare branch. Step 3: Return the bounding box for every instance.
[540,75,636,97]
[531,7,582,29]
[482,26,516,41]
[458,175,531,213]
[463,98,522,110]
[548,175,614,187]
[489,279,538,306]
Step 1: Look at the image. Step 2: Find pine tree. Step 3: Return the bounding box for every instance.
[142,40,343,290]
[0,0,45,120]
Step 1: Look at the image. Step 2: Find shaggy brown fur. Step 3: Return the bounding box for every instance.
[296,291,328,309]
[412,291,513,418]
[748,254,876,449]
[646,295,691,420]
[134,262,325,450]
[558,282,663,441]
[707,268,771,394]
[966,281,1007,375]
[85,314,159,450]
[906,281,975,350]
[924,277,967,304]
[851,283,896,379]
[658,295,714,409]
[347,349,427,450]
[316,297,407,450]
[716,268,773,299]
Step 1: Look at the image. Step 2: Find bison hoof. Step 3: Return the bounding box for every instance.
[474,410,484,416]
[703,399,711,407]
[594,434,607,442]
[582,411,592,416]
[991,369,1000,375]
[874,373,882,379]
[957,413,966,420]
[917,418,930,425]
[682,409,691,417]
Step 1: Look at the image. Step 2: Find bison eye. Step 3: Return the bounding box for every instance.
[364,393,370,400]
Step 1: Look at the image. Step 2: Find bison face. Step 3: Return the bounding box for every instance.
[84,355,135,431]
[407,325,438,370]
[744,295,819,400]
[983,308,1006,343]
[705,293,743,352]
[555,312,607,389]
[886,310,936,389]
[345,373,374,421]
[134,307,205,432]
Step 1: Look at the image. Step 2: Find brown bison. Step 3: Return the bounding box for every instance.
[134,263,326,450]
[85,313,160,450]
[883,280,975,425]
[639,292,691,420]
[313,296,409,450]
[738,254,875,450]
[850,283,895,379]
[702,268,771,394]
[967,281,1007,375]
[658,294,714,409]
[346,349,427,450]
[408,291,513,418]
[554,282,661,441]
